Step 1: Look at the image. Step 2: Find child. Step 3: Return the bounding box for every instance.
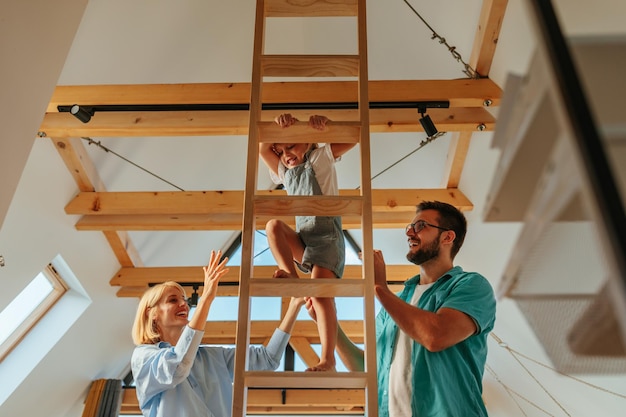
[259,113,356,372]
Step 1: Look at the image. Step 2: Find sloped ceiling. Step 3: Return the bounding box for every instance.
[1,1,626,417]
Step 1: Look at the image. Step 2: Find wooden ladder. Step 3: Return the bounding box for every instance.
[232,0,377,415]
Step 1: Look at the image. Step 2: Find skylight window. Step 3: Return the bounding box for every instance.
[0,264,67,362]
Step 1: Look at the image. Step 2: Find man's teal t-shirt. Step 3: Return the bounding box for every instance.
[376,266,496,417]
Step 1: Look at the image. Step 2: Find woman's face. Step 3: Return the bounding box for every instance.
[273,143,311,168]
[152,287,189,333]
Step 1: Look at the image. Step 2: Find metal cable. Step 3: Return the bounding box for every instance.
[81,137,185,191]
[401,0,481,79]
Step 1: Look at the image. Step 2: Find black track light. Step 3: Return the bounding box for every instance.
[418,107,438,138]
[188,285,199,308]
[70,104,94,123]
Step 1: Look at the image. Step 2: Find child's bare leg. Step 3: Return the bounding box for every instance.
[307,265,338,372]
[265,219,304,277]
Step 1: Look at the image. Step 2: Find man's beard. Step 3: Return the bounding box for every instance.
[406,233,441,266]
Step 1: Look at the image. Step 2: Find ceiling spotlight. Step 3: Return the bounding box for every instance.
[188,285,199,308]
[418,107,438,138]
[70,104,94,123]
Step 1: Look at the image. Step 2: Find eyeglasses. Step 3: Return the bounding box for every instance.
[405,220,450,234]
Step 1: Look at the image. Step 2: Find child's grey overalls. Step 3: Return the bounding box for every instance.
[284,150,345,278]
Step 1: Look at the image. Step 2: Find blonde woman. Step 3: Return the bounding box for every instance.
[131,250,303,417]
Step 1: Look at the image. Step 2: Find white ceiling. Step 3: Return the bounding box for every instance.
[1,1,626,416]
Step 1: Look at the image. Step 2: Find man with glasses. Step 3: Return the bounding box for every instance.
[308,200,496,416]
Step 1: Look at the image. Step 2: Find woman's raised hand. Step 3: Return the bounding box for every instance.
[201,250,229,302]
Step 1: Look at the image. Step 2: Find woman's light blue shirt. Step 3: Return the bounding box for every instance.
[131,325,290,417]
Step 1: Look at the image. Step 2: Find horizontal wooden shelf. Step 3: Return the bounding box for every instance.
[245,371,368,389]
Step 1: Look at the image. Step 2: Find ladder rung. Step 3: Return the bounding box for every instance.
[258,121,361,144]
[254,195,362,217]
[262,55,359,77]
[245,371,368,389]
[265,0,358,17]
[250,278,364,297]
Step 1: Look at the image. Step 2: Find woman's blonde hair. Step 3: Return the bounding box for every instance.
[132,281,186,345]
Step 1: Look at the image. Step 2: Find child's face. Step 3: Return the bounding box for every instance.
[273,143,311,168]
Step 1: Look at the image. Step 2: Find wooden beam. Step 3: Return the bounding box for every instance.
[439,0,508,188]
[201,320,364,345]
[66,189,473,216]
[120,387,365,415]
[45,79,501,112]
[68,188,472,230]
[117,282,404,298]
[110,264,416,289]
[442,131,473,188]
[289,336,321,369]
[52,137,143,267]
[39,107,495,138]
[469,0,509,77]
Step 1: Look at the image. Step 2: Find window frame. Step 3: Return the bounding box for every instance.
[0,264,68,362]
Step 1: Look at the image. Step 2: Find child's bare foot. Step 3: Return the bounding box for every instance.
[305,361,336,372]
[273,269,298,279]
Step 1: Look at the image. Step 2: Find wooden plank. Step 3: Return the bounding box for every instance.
[245,371,367,389]
[102,231,143,267]
[66,190,243,216]
[39,107,495,138]
[116,281,404,298]
[120,387,365,414]
[262,55,360,77]
[52,137,143,267]
[469,0,509,77]
[258,120,361,143]
[72,211,450,230]
[69,188,472,230]
[65,189,473,216]
[250,278,364,297]
[442,131,473,188]
[202,320,365,345]
[249,388,364,408]
[52,137,102,192]
[201,320,364,345]
[355,0,379,414]
[45,79,502,112]
[253,195,363,217]
[289,336,321,369]
[265,0,358,17]
[110,264,415,286]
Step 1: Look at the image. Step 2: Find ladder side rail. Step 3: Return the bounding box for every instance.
[232,0,267,416]
[356,0,378,416]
